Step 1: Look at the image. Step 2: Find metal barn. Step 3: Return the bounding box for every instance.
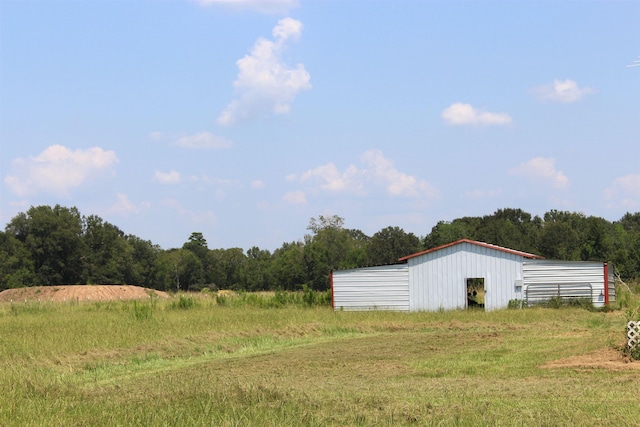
[331,239,615,311]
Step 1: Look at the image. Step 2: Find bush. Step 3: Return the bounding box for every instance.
[168,294,199,310]
[507,299,527,309]
[213,289,331,308]
[131,299,156,320]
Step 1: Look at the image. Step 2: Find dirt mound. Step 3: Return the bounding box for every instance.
[0,285,170,303]
[542,348,640,371]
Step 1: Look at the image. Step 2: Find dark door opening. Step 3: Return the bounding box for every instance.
[466,278,485,310]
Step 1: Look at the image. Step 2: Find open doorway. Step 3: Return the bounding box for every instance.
[466,278,485,310]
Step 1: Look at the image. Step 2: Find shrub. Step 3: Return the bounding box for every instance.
[213,289,331,308]
[507,299,527,309]
[131,299,155,320]
[168,295,199,310]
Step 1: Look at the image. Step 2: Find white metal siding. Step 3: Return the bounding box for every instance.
[407,242,525,311]
[523,260,609,307]
[332,264,409,311]
[608,267,616,304]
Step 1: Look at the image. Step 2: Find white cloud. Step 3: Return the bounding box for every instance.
[251,179,266,189]
[4,145,118,197]
[154,170,182,184]
[148,131,165,141]
[362,150,438,198]
[150,131,233,149]
[531,79,595,103]
[107,193,144,216]
[175,132,233,149]
[291,149,438,200]
[441,103,512,126]
[217,18,311,126]
[604,174,640,210]
[283,190,306,205]
[299,163,366,194]
[194,0,298,14]
[509,157,569,190]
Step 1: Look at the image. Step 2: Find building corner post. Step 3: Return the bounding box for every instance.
[604,263,610,306]
[330,270,335,310]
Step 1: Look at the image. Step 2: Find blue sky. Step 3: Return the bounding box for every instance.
[1,0,639,251]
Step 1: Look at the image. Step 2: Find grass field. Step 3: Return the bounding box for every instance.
[1,293,639,426]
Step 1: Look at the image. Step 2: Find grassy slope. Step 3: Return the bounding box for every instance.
[0,298,638,426]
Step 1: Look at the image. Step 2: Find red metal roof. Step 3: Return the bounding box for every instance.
[398,239,545,262]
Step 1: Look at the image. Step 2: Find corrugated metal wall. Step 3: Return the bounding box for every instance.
[332,244,616,312]
[523,260,610,307]
[332,264,409,311]
[608,266,616,304]
[407,242,525,311]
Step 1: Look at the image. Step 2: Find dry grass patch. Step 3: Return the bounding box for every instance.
[543,348,639,371]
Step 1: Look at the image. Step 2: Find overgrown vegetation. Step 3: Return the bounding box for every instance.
[130,299,156,320]
[540,296,595,310]
[1,206,639,293]
[609,280,640,360]
[1,296,638,426]
[214,288,331,308]
[167,294,199,310]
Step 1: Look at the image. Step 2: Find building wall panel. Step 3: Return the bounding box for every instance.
[523,260,610,307]
[608,267,616,304]
[407,242,524,311]
[332,264,409,311]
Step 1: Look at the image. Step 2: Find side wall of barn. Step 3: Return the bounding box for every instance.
[523,260,615,308]
[332,264,410,311]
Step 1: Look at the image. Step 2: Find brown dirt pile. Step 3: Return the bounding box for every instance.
[0,285,169,303]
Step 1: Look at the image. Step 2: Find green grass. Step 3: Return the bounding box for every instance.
[0,295,638,426]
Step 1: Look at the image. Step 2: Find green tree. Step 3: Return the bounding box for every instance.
[206,248,246,290]
[269,242,306,291]
[423,217,478,249]
[303,215,355,290]
[156,249,202,291]
[82,215,129,284]
[615,212,640,278]
[124,235,160,288]
[580,216,614,261]
[183,232,208,261]
[6,205,84,285]
[344,228,370,268]
[476,208,541,253]
[0,231,36,290]
[538,222,581,260]
[243,246,273,291]
[182,232,211,289]
[367,226,421,265]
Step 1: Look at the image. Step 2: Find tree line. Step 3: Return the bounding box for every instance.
[0,205,638,292]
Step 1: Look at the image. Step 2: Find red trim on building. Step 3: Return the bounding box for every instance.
[398,239,545,262]
[330,270,335,310]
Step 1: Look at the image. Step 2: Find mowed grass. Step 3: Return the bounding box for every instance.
[0,296,639,426]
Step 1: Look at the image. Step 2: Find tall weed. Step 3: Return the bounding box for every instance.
[131,299,156,320]
[168,295,199,310]
[214,289,331,308]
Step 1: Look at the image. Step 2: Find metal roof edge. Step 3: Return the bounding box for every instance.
[398,239,545,261]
